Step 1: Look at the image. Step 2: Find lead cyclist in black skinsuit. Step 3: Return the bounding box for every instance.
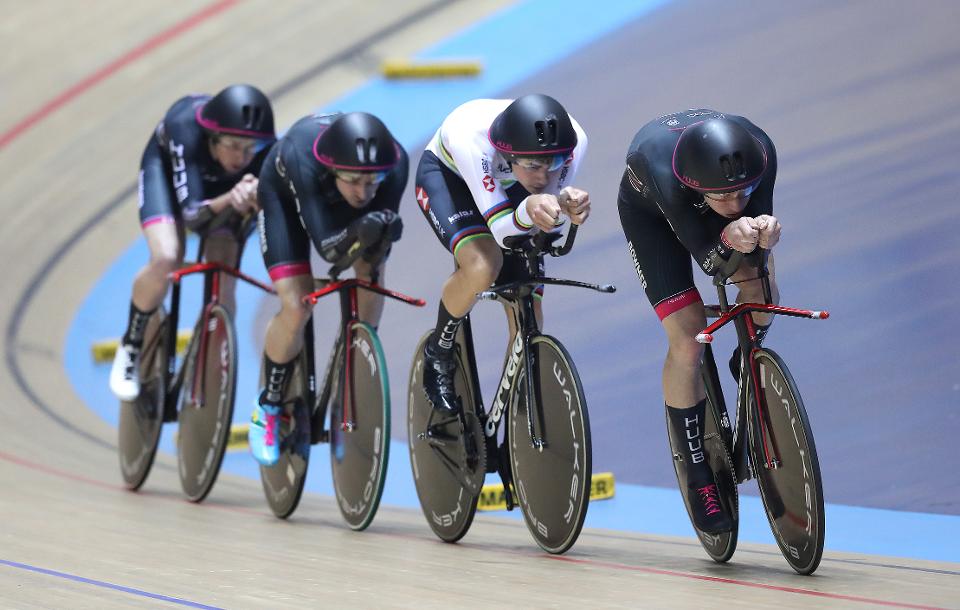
[617,110,783,533]
[109,84,276,402]
[248,112,408,465]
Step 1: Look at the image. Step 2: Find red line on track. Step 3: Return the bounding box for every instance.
[547,556,947,610]
[0,450,946,609]
[0,0,239,150]
[0,449,261,517]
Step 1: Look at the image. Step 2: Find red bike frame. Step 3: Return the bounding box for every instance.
[695,251,829,473]
[302,277,425,433]
[166,262,275,408]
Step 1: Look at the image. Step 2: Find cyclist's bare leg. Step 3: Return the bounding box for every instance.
[661,299,732,531]
[264,274,313,363]
[661,302,708,409]
[444,236,503,316]
[201,230,240,317]
[422,237,502,411]
[130,221,183,312]
[731,252,779,326]
[353,257,385,326]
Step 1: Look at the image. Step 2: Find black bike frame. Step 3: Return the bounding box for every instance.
[458,227,615,505]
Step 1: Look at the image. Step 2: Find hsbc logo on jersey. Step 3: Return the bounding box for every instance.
[482,175,495,192]
[416,186,430,211]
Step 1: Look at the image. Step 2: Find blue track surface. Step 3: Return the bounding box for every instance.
[65,0,960,564]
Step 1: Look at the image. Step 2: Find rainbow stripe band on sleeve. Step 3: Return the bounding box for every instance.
[513,207,533,230]
[483,200,513,227]
[451,226,492,255]
[436,135,459,172]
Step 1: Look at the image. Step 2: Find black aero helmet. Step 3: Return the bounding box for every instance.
[672,118,767,193]
[313,112,400,171]
[488,94,578,156]
[196,84,275,138]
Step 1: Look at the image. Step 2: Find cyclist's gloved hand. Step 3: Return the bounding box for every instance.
[359,211,402,264]
[358,210,402,244]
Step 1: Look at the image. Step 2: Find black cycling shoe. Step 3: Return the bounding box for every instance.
[422,343,459,413]
[688,478,733,534]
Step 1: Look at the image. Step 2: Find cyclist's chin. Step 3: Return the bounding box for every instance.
[346,197,372,209]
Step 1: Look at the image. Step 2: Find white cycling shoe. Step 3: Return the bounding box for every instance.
[110,343,141,401]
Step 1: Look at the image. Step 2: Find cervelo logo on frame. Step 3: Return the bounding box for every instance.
[486,332,523,437]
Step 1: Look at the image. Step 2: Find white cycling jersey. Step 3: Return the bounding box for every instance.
[424,98,588,247]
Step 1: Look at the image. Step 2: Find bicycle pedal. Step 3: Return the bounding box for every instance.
[503,481,515,511]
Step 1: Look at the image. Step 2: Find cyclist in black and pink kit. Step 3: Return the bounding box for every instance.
[110,84,275,401]
[617,110,782,534]
[248,112,407,466]
[415,94,591,413]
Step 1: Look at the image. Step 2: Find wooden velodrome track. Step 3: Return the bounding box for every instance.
[1,1,958,608]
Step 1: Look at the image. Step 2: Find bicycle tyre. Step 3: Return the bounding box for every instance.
[509,335,592,554]
[666,394,739,563]
[177,305,237,502]
[748,348,825,575]
[329,321,390,531]
[118,309,168,490]
[259,350,311,519]
[407,330,485,543]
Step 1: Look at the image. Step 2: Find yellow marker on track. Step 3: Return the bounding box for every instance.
[225,424,249,452]
[477,472,615,511]
[381,59,482,79]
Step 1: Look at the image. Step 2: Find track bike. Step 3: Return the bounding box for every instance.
[668,250,828,574]
[257,256,424,529]
[119,217,272,502]
[408,226,615,554]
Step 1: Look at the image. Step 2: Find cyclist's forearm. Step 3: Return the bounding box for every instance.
[182,193,232,231]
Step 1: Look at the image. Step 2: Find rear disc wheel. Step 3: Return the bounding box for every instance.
[118,309,168,490]
[259,352,311,519]
[408,330,485,543]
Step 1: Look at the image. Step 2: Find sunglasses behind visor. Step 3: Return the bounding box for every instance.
[703,184,757,201]
[333,169,389,185]
[510,153,570,172]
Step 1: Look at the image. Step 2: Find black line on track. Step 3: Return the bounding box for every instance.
[5,186,135,452]
[4,0,459,453]
[270,0,458,99]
